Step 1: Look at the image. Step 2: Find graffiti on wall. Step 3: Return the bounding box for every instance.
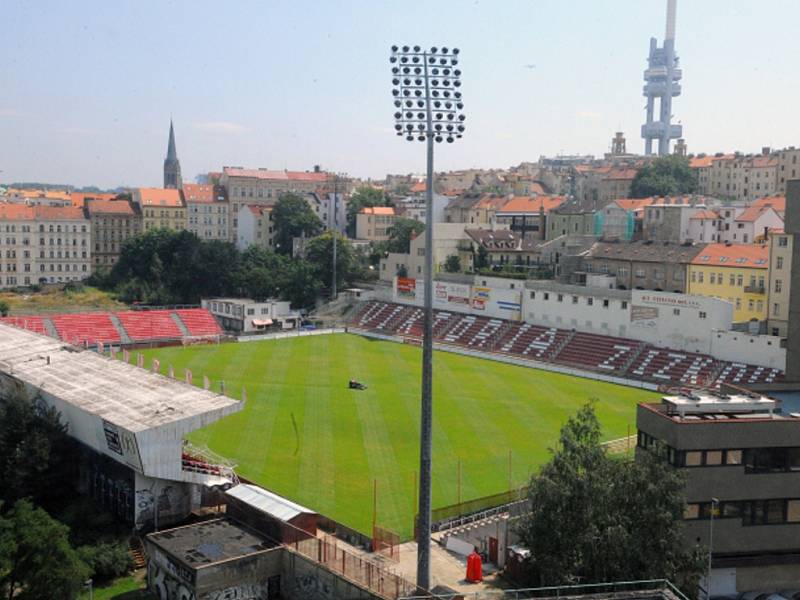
[289,574,334,600]
[135,480,187,528]
[151,562,195,600]
[204,583,267,600]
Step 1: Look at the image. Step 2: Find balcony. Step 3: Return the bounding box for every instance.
[744,285,766,294]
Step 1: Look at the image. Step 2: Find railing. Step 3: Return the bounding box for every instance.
[399,579,691,600]
[282,522,418,600]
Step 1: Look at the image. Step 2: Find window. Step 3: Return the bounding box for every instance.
[699,311,707,319]
[777,256,784,269]
[773,303,780,317]
[705,451,722,466]
[602,299,609,308]
[685,451,702,466]
[698,272,704,283]
[737,274,743,286]
[710,273,716,284]
[557,294,563,302]
[673,308,680,316]
[775,280,782,293]
[572,295,578,304]
[543,292,549,301]
[691,272,697,283]
[586,297,594,306]
[621,301,628,309]
[729,274,735,286]
[726,450,742,465]
[529,291,535,300]
[736,298,742,310]
[684,504,700,520]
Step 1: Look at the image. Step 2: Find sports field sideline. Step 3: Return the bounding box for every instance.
[139,333,657,539]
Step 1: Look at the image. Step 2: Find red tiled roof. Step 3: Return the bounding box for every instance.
[360,206,395,216]
[136,188,184,207]
[182,184,216,203]
[748,156,778,169]
[752,196,785,212]
[84,199,135,215]
[70,192,117,208]
[692,243,769,268]
[689,156,714,169]
[497,195,566,214]
[0,204,85,220]
[223,167,329,182]
[735,205,780,223]
[690,209,719,220]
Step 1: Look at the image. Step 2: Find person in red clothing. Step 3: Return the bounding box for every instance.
[466,547,483,583]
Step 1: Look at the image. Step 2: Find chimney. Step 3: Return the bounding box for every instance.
[785,179,800,381]
[762,146,771,156]
[313,165,321,173]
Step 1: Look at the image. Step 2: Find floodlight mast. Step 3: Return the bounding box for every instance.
[390,44,465,593]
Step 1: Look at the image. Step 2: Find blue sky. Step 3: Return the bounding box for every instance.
[0,0,798,189]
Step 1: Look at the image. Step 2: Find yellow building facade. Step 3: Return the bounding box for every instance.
[687,243,769,322]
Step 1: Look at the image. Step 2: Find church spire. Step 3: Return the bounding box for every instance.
[163,119,182,189]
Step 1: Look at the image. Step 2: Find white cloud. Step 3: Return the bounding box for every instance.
[576,110,601,120]
[57,127,103,135]
[192,121,249,135]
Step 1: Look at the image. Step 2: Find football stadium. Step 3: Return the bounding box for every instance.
[138,332,656,539]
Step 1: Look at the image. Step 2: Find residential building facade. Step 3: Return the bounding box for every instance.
[379,223,475,281]
[687,243,769,323]
[84,198,141,272]
[221,166,329,240]
[132,188,186,232]
[494,195,566,240]
[183,184,229,241]
[236,205,274,252]
[767,229,792,337]
[355,206,397,242]
[0,205,91,288]
[583,240,702,293]
[201,298,301,332]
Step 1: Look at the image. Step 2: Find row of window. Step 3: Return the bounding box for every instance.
[691,272,765,287]
[639,432,800,473]
[529,290,628,310]
[586,263,685,281]
[1,275,84,287]
[686,498,800,527]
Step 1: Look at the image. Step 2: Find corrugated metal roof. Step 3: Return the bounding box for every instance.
[226,484,316,521]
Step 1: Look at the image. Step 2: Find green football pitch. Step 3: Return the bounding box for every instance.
[138,333,657,539]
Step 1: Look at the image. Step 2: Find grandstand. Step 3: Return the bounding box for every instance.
[349,300,785,390]
[0,322,242,530]
[0,307,223,347]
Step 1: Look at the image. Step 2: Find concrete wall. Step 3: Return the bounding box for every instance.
[281,550,382,600]
[709,330,786,370]
[135,472,193,531]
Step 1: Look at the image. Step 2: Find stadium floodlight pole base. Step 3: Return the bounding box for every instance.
[416,51,435,593]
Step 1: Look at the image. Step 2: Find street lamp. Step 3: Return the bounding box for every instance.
[328,172,346,301]
[84,579,93,600]
[390,44,466,592]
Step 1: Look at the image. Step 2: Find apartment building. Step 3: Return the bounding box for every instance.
[494,195,566,240]
[697,153,779,202]
[84,198,141,272]
[776,147,800,192]
[579,166,638,207]
[236,205,274,252]
[582,240,702,293]
[132,188,186,232]
[355,206,397,242]
[221,166,329,240]
[443,194,506,226]
[0,204,91,288]
[637,392,800,593]
[183,184,229,241]
[767,229,792,337]
[687,243,769,323]
[379,223,475,281]
[546,201,596,240]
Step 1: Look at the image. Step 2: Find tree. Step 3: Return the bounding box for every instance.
[305,231,355,293]
[77,542,132,582]
[272,193,323,254]
[444,254,461,273]
[396,264,408,278]
[0,300,8,317]
[0,500,91,600]
[386,218,424,254]
[516,403,703,590]
[629,155,698,198]
[0,392,74,511]
[346,187,391,237]
[474,245,489,270]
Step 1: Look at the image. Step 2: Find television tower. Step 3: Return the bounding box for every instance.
[641,0,682,156]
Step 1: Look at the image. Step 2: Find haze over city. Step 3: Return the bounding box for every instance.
[1,0,798,189]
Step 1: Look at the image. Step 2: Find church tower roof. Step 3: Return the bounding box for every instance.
[163,119,182,189]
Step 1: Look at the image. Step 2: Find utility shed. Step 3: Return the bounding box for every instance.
[226,484,318,543]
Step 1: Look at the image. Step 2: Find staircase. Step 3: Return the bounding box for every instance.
[129,536,146,569]
[42,317,58,340]
[109,313,133,344]
[548,330,575,362]
[171,312,191,337]
[621,341,648,376]
[487,321,515,352]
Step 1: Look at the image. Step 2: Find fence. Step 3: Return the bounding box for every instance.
[373,525,400,562]
[416,487,530,536]
[282,522,417,600]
